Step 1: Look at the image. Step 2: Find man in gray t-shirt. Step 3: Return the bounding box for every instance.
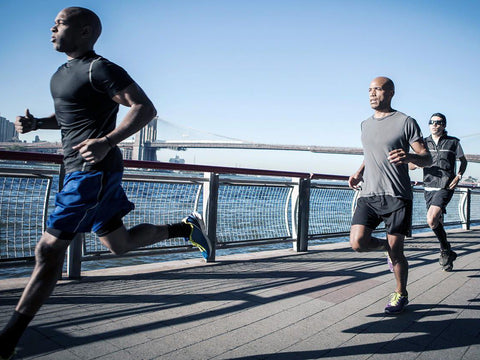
[348,76,432,314]
[360,112,423,200]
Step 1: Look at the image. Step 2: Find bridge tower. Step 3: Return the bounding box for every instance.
[132,116,158,161]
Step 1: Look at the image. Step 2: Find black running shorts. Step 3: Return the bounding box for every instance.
[424,189,454,214]
[351,195,412,236]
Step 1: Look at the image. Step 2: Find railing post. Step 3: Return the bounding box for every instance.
[203,172,218,262]
[291,177,310,252]
[66,234,83,279]
[460,188,471,230]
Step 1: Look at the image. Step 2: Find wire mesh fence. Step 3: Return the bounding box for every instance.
[216,182,293,244]
[1,161,479,265]
[309,185,355,237]
[0,175,52,260]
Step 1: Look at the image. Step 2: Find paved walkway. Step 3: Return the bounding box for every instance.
[1,228,479,360]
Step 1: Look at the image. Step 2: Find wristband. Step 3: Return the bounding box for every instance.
[104,135,114,149]
[457,174,462,179]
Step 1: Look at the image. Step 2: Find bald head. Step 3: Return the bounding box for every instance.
[372,76,395,92]
[62,7,102,45]
[369,76,395,113]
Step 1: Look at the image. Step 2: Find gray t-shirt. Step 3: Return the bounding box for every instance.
[359,111,423,200]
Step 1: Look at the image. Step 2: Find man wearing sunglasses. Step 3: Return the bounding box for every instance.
[411,113,468,271]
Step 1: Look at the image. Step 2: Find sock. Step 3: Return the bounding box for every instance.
[167,222,191,239]
[433,223,450,251]
[0,311,34,358]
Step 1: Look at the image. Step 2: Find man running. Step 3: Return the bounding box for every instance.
[349,76,432,314]
[410,113,468,271]
[0,7,211,359]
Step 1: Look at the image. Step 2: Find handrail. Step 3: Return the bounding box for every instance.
[0,150,348,181]
[0,150,64,164]
[3,150,478,188]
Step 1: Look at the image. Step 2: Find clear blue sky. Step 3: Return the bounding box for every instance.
[1,0,479,178]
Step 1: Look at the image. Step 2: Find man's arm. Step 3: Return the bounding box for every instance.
[448,155,468,190]
[388,139,432,168]
[458,155,468,177]
[348,161,365,189]
[73,82,157,164]
[15,109,60,133]
[106,82,157,145]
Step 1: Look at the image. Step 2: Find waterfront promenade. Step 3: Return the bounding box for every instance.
[1,228,479,360]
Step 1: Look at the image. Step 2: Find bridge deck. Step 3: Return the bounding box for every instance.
[1,228,479,360]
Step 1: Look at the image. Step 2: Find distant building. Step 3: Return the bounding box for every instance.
[169,155,185,164]
[0,116,18,142]
[462,176,479,187]
[119,141,134,160]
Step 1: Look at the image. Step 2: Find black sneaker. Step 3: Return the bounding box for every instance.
[441,250,457,272]
[439,250,450,266]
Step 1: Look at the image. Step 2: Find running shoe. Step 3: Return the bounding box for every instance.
[183,212,212,261]
[441,250,457,272]
[384,292,409,314]
[385,252,394,272]
[439,249,456,266]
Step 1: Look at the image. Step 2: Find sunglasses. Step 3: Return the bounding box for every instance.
[429,120,445,126]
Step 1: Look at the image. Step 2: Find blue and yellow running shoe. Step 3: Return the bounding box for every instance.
[183,212,212,261]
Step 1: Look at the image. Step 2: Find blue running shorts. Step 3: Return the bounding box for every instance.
[47,171,134,239]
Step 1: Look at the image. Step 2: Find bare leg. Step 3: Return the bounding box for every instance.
[350,224,388,252]
[387,233,408,295]
[99,223,171,255]
[427,205,443,230]
[16,232,71,315]
[0,232,71,358]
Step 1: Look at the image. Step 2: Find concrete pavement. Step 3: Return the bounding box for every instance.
[0,228,479,359]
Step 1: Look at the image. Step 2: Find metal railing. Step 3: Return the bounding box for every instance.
[1,150,479,279]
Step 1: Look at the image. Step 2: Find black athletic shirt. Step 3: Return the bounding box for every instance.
[50,51,134,173]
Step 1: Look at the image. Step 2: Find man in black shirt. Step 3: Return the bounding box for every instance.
[1,7,212,359]
[410,113,468,271]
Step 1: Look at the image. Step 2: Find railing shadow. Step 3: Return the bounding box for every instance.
[6,232,479,358]
[226,305,480,359]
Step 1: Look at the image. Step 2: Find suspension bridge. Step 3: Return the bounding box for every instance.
[1,117,480,163]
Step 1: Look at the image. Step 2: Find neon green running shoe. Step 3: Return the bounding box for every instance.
[384,292,409,314]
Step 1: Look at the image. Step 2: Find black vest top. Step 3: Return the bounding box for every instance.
[423,134,460,188]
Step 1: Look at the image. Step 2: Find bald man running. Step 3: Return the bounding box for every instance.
[349,76,432,314]
[0,7,212,359]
